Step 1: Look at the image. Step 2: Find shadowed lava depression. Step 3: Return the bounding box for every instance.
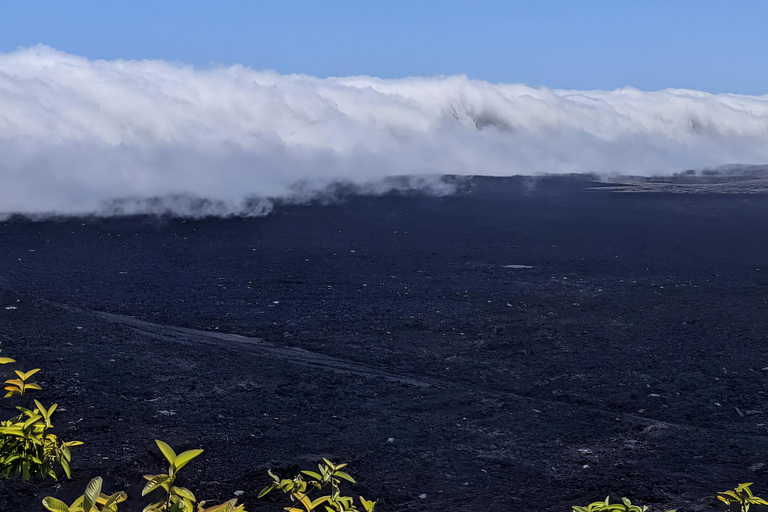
[2,174,768,511]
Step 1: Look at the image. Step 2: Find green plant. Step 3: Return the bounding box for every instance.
[718,483,768,512]
[0,348,16,365]
[196,499,247,512]
[0,398,82,479]
[4,367,42,397]
[259,458,376,512]
[42,476,128,512]
[573,496,675,512]
[142,439,204,512]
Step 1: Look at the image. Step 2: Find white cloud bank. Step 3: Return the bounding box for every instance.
[2,45,768,216]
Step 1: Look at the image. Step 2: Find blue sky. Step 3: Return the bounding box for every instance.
[1,0,767,94]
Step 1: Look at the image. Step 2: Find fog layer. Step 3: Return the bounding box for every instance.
[2,46,768,216]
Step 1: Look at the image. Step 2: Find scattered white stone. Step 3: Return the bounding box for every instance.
[234,490,245,497]
[750,463,765,472]
[4,306,17,310]
[419,494,427,499]
[386,438,395,444]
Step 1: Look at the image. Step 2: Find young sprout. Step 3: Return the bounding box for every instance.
[573,496,675,512]
[142,439,204,512]
[42,476,128,512]
[718,483,768,512]
[4,368,42,397]
[259,459,376,512]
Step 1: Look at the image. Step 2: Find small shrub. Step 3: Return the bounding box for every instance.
[0,346,82,481]
[0,398,82,480]
[718,483,768,512]
[197,499,248,512]
[4,367,42,397]
[42,441,246,512]
[573,496,675,512]
[259,458,376,512]
[142,439,205,512]
[42,476,127,512]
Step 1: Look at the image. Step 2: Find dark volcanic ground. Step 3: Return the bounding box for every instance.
[2,175,768,511]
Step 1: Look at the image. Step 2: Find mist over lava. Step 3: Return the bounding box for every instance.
[2,45,768,217]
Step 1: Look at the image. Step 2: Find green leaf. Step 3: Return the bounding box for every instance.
[22,413,42,429]
[335,471,356,483]
[60,457,71,479]
[199,500,233,512]
[102,491,128,509]
[172,486,197,501]
[312,496,331,508]
[360,496,376,512]
[258,484,277,498]
[173,449,203,471]
[142,474,170,496]
[143,501,165,512]
[17,368,41,380]
[302,470,323,480]
[83,476,103,512]
[181,497,196,512]
[0,357,16,364]
[155,440,177,465]
[71,496,85,510]
[42,497,71,512]
[34,399,46,415]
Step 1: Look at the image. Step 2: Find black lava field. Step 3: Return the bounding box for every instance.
[2,175,768,511]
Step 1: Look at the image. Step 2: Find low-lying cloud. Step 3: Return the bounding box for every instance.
[2,45,768,216]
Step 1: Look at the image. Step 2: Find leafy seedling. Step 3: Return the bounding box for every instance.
[43,476,128,512]
[259,459,376,512]
[197,499,247,512]
[4,368,42,397]
[718,483,768,512]
[573,496,676,512]
[0,399,82,480]
[142,439,204,512]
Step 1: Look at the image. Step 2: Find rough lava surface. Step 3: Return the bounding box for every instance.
[1,175,768,511]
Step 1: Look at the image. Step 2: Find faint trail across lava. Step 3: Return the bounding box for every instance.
[56,305,706,434]
[75,307,436,388]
